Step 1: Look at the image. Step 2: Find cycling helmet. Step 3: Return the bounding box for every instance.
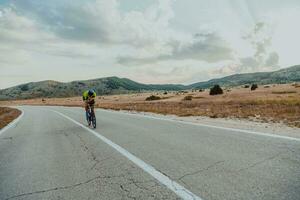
[88,89,94,96]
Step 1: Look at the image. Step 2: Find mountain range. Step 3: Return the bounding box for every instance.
[0,65,299,100]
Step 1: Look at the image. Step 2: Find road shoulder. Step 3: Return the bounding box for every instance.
[0,107,22,129]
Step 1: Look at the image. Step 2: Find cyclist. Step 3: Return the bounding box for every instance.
[82,89,96,123]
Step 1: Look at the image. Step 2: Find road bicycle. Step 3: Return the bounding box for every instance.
[86,104,96,129]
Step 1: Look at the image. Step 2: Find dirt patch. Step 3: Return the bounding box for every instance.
[1,83,300,128]
[0,107,21,129]
[99,99,300,127]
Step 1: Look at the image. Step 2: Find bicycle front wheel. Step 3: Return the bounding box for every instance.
[92,116,96,128]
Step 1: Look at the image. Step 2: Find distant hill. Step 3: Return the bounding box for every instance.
[0,77,186,100]
[190,65,300,89]
[0,65,299,100]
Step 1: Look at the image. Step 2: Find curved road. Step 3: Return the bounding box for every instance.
[0,106,299,200]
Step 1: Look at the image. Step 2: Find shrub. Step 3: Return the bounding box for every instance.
[145,95,161,101]
[244,85,250,88]
[163,91,168,95]
[209,85,223,95]
[78,82,85,86]
[179,90,188,94]
[183,95,193,101]
[251,84,258,91]
[209,114,218,118]
[198,89,204,92]
[20,84,29,91]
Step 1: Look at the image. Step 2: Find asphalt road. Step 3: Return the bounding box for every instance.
[0,106,299,200]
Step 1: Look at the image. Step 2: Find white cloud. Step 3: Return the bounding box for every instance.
[117,31,233,65]
[218,20,281,76]
[124,59,226,84]
[0,0,300,89]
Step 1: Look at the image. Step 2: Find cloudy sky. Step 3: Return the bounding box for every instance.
[1,0,300,89]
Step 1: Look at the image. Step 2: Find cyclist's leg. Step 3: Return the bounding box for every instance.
[90,99,95,117]
[84,101,89,121]
[88,101,96,128]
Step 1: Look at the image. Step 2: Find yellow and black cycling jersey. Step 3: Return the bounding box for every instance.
[82,90,96,101]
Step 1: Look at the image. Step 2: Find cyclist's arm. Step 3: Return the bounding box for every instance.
[87,96,95,102]
[88,92,96,100]
[83,91,88,101]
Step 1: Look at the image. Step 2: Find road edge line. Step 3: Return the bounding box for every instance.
[0,109,24,136]
[51,110,203,200]
[100,109,300,142]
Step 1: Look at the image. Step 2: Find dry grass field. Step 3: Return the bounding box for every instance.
[0,107,21,129]
[1,83,300,127]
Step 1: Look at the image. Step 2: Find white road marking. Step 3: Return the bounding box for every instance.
[52,110,203,200]
[101,109,300,142]
[0,110,24,136]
